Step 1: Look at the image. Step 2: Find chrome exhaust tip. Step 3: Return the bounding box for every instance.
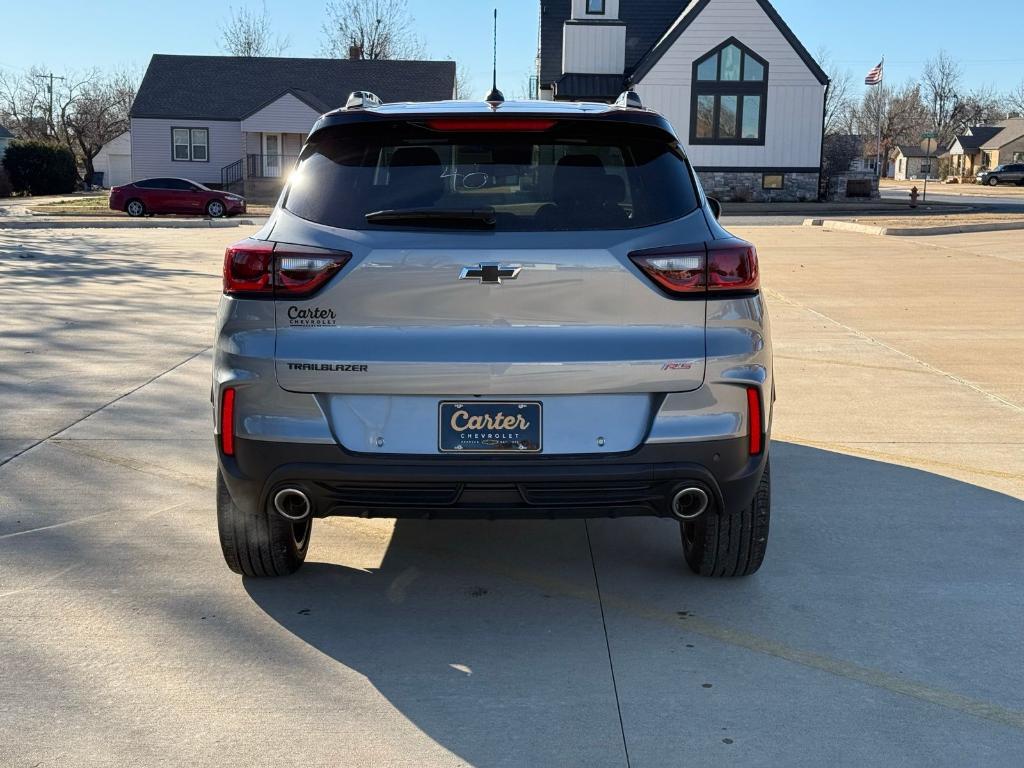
[273,488,312,521]
[671,487,709,521]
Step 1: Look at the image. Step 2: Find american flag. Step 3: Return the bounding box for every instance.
[864,60,884,86]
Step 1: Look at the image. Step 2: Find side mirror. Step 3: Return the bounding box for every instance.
[707,197,722,220]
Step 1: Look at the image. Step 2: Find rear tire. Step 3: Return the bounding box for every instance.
[681,459,770,577]
[217,470,310,576]
[125,199,146,217]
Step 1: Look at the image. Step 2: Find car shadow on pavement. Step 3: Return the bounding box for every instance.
[242,442,1024,767]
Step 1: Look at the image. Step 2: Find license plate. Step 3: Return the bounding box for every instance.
[438,401,542,453]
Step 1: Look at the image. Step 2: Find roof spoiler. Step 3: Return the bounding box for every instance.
[344,91,382,110]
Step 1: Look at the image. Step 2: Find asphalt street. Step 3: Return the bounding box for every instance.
[1,225,1023,767]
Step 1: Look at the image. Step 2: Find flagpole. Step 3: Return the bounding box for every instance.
[875,56,884,179]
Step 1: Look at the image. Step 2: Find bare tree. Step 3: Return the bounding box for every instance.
[0,66,137,182]
[949,85,1005,134]
[922,50,962,146]
[321,0,424,60]
[855,81,930,175]
[817,48,854,136]
[453,63,472,100]
[219,2,290,57]
[1008,80,1024,117]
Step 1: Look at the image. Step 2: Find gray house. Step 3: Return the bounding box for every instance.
[538,0,829,201]
[130,55,456,198]
[0,125,14,158]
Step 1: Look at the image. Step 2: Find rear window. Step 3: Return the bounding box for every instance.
[284,121,700,231]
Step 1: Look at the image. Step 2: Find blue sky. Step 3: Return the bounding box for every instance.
[2,0,1022,97]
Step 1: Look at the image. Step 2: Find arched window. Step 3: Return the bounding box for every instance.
[690,38,768,145]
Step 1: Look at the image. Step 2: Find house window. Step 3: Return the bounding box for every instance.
[586,0,606,13]
[762,174,784,190]
[690,39,768,145]
[171,127,209,162]
[1014,152,1024,162]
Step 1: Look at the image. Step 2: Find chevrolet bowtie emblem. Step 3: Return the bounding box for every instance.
[459,263,522,285]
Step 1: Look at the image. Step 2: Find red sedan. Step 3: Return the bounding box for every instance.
[109,178,246,218]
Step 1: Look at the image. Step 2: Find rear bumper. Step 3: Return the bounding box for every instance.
[218,436,768,520]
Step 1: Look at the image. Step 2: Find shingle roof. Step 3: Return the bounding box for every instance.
[540,0,685,87]
[539,0,828,91]
[130,55,456,120]
[554,73,627,100]
[896,145,938,158]
[0,125,14,139]
[955,126,1002,151]
[980,118,1024,149]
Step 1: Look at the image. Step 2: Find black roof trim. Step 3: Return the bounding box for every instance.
[628,0,829,86]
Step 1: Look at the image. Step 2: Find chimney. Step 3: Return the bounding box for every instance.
[349,44,363,61]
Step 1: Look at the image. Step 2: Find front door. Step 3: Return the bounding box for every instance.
[262,133,283,178]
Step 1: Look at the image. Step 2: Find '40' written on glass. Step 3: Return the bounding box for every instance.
[440,166,490,190]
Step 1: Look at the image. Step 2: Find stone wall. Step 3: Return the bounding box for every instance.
[697,170,820,202]
[826,172,879,200]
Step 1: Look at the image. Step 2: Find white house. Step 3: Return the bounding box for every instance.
[93,131,132,187]
[129,55,455,199]
[538,0,829,201]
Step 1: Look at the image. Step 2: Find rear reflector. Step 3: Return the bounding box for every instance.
[220,387,236,456]
[223,239,351,298]
[425,118,556,132]
[747,387,763,456]
[630,241,759,296]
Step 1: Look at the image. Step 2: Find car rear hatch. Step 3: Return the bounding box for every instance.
[267,115,713,397]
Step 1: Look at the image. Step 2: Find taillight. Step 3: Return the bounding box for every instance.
[708,243,759,292]
[747,387,763,456]
[223,240,351,298]
[630,248,707,294]
[220,387,236,456]
[629,241,759,297]
[224,239,274,295]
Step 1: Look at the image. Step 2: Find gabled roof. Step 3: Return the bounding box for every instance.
[895,145,938,158]
[953,126,1001,152]
[539,0,828,95]
[539,0,684,89]
[130,55,456,120]
[980,118,1024,149]
[0,125,14,139]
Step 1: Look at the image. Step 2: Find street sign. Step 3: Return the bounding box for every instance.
[922,131,938,139]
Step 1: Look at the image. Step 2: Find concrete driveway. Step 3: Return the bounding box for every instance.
[1,226,1023,767]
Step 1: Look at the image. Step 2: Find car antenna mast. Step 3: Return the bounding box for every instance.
[485,8,504,103]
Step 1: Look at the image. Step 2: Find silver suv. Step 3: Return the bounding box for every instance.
[213,92,773,578]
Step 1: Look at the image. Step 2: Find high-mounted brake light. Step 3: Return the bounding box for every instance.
[747,387,763,456]
[223,239,351,298]
[629,241,759,297]
[220,387,236,456]
[425,118,556,132]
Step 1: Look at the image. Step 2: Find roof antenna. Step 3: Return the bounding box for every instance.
[485,8,504,103]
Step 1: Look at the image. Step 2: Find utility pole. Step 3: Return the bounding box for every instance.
[34,72,65,136]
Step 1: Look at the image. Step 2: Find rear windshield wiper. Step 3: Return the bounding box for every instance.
[365,208,496,227]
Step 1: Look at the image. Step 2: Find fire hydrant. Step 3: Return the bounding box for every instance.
[909,186,919,208]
